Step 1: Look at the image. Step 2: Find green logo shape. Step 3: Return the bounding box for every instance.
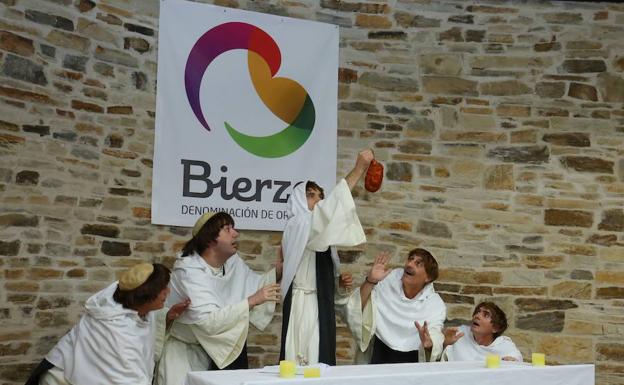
[224,94,315,158]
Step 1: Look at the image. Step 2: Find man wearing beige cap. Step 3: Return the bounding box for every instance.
[156,211,281,385]
[25,263,189,385]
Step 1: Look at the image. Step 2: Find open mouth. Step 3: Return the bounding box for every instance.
[404,268,415,276]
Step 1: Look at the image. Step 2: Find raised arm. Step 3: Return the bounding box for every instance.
[360,251,391,310]
[345,149,374,190]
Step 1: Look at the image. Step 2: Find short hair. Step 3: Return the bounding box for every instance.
[113,263,170,309]
[474,301,508,339]
[306,181,325,199]
[181,212,235,257]
[407,248,439,282]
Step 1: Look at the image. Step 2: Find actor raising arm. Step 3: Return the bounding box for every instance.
[341,248,447,364]
[280,149,374,366]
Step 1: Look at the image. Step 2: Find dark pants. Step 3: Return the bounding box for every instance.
[370,336,420,364]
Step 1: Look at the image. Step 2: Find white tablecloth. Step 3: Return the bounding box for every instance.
[185,361,594,385]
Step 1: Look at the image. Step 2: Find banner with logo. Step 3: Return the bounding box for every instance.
[152,0,338,230]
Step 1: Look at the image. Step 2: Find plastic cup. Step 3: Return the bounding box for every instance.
[279,360,296,378]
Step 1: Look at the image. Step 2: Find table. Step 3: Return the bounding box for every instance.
[185,361,595,385]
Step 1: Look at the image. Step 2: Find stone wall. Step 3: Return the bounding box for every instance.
[1,0,623,384]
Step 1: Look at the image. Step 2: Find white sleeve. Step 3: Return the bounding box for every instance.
[189,300,250,369]
[335,287,375,354]
[152,308,168,362]
[419,298,446,362]
[307,179,366,251]
[249,268,277,330]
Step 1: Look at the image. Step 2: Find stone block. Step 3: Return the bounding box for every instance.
[516,311,565,332]
[487,146,549,164]
[568,82,598,101]
[598,209,624,232]
[419,53,462,76]
[422,76,478,96]
[0,31,34,56]
[2,54,47,85]
[561,156,613,174]
[545,209,593,228]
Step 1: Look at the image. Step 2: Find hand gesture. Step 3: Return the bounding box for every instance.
[414,321,433,349]
[356,149,375,170]
[248,283,281,307]
[166,298,191,325]
[339,272,353,289]
[367,251,392,284]
[442,327,464,347]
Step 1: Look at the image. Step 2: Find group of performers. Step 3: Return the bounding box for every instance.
[26,149,522,385]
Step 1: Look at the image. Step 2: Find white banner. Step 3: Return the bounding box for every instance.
[153,0,338,230]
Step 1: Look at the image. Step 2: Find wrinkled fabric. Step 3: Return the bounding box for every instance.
[341,270,446,363]
[156,253,275,385]
[442,325,523,362]
[44,282,164,385]
[282,179,366,365]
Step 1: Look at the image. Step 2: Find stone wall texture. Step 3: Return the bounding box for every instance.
[1,0,623,383]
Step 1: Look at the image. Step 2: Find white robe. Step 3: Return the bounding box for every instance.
[282,179,366,365]
[442,325,523,362]
[155,253,275,385]
[340,270,446,363]
[40,282,167,385]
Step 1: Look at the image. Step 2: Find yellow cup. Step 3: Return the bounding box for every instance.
[279,360,296,378]
[303,367,321,378]
[532,353,546,366]
[486,354,500,369]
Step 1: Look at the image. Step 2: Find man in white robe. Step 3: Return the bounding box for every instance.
[156,211,281,385]
[441,302,523,362]
[26,263,189,385]
[279,149,373,366]
[341,248,447,363]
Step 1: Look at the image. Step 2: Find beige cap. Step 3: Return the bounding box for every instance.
[192,211,216,237]
[118,263,154,290]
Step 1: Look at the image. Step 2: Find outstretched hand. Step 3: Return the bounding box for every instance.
[356,149,375,170]
[166,298,191,327]
[414,321,433,349]
[339,272,353,289]
[442,327,464,347]
[367,251,392,284]
[248,283,281,308]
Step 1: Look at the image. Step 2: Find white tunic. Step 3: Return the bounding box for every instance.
[41,282,167,385]
[341,269,446,363]
[442,325,523,362]
[155,253,275,385]
[282,179,366,365]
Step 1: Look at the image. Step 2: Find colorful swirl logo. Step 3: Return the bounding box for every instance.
[184,22,315,158]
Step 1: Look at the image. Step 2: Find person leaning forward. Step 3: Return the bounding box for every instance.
[425,301,523,362]
[25,263,189,385]
[155,211,281,385]
[340,248,447,364]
